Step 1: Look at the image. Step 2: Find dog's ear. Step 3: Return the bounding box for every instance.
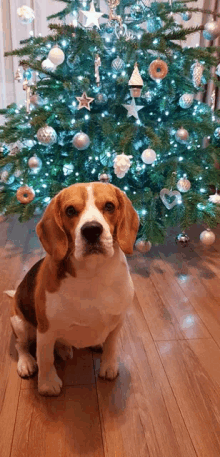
[114,186,139,254]
[36,194,68,261]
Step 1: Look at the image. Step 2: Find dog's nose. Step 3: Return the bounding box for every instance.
[81,221,103,243]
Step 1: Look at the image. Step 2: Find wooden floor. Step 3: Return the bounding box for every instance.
[0,215,220,457]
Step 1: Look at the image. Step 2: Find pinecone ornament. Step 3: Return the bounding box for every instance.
[113,153,133,178]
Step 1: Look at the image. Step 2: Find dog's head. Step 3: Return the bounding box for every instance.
[36,182,139,262]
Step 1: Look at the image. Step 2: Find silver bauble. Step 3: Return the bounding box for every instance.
[146,17,162,33]
[203,20,220,40]
[177,177,191,193]
[98,173,111,183]
[17,5,35,24]
[181,11,192,21]
[175,127,189,143]
[214,127,220,139]
[136,240,152,253]
[28,156,42,169]
[111,56,125,72]
[130,1,145,20]
[141,148,156,164]
[37,125,57,145]
[179,93,194,109]
[30,94,43,106]
[48,46,65,66]
[95,93,108,105]
[175,232,190,247]
[72,132,90,150]
[200,229,215,246]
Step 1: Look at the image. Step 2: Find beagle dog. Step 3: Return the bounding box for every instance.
[11,182,139,396]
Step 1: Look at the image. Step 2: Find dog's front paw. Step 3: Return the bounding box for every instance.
[99,359,119,380]
[17,354,38,378]
[38,368,63,396]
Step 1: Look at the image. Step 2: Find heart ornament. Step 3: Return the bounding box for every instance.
[160,188,182,210]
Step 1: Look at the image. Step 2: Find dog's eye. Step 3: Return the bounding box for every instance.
[104,202,115,212]
[65,205,78,218]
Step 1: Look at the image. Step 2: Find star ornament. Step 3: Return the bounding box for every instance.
[76,92,94,111]
[81,1,104,29]
[123,98,144,120]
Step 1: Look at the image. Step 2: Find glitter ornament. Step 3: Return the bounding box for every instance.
[113,153,132,178]
[63,163,74,176]
[175,232,190,247]
[130,1,145,20]
[17,5,35,24]
[175,127,189,143]
[209,192,220,204]
[28,156,42,169]
[30,94,43,106]
[141,148,156,164]
[181,11,192,21]
[179,93,194,109]
[98,173,111,183]
[136,240,152,253]
[41,59,56,72]
[111,56,124,72]
[23,69,32,80]
[191,61,203,88]
[95,93,108,105]
[160,188,182,210]
[48,46,65,66]
[72,132,90,150]
[203,20,220,40]
[128,62,143,97]
[146,17,162,33]
[214,127,220,140]
[37,125,57,145]
[177,177,191,193]
[200,229,215,246]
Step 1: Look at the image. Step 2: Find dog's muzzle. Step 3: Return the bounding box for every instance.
[81,221,103,244]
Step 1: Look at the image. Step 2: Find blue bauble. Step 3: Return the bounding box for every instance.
[130,1,145,20]
[23,69,32,80]
[146,17,162,33]
[214,127,220,140]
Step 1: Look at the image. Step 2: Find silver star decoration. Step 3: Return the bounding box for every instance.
[123,98,144,120]
[81,1,104,29]
[76,92,94,110]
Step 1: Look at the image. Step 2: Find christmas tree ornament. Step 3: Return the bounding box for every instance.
[136,240,152,253]
[95,93,108,105]
[111,56,124,72]
[123,98,144,120]
[181,11,192,21]
[141,148,156,164]
[14,68,22,82]
[144,90,154,102]
[128,63,143,97]
[216,63,220,77]
[175,127,189,143]
[130,1,145,20]
[76,92,94,111]
[37,125,57,145]
[14,169,22,178]
[98,173,111,183]
[115,22,127,39]
[48,45,65,66]
[107,0,122,25]
[72,132,90,150]
[146,17,162,33]
[0,170,14,184]
[105,20,115,33]
[175,232,190,247]
[66,53,80,69]
[63,163,74,176]
[200,228,215,246]
[9,141,22,156]
[214,127,220,139]
[113,153,133,178]
[28,156,42,170]
[179,93,194,109]
[30,93,43,107]
[17,5,35,24]
[149,59,168,81]
[22,79,31,113]
[23,69,32,80]
[95,54,101,86]
[209,192,220,204]
[191,61,203,88]
[177,177,191,193]
[160,188,182,210]
[16,186,35,204]
[41,58,56,72]
[203,19,220,40]
[81,1,104,29]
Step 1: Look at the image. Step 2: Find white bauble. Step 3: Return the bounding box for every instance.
[37,125,57,145]
[200,229,215,246]
[177,177,191,193]
[203,20,220,40]
[136,240,152,253]
[41,59,56,72]
[175,127,189,143]
[48,46,65,66]
[17,5,35,24]
[28,156,42,172]
[72,132,90,150]
[141,148,156,164]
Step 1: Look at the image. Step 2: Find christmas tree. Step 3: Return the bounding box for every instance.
[0,0,220,248]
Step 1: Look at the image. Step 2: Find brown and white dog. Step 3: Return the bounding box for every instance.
[11,182,139,396]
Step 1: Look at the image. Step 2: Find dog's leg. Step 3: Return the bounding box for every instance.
[37,330,62,396]
[99,321,123,380]
[10,315,38,378]
[55,340,73,360]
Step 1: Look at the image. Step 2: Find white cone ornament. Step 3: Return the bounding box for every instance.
[141,149,156,164]
[41,59,56,72]
[113,153,132,178]
[128,63,143,97]
[48,46,65,66]
[200,229,215,246]
[37,126,57,145]
[72,132,90,150]
[136,240,152,253]
[192,61,203,88]
[17,5,35,24]
[179,93,194,109]
[209,192,220,204]
[177,177,191,193]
